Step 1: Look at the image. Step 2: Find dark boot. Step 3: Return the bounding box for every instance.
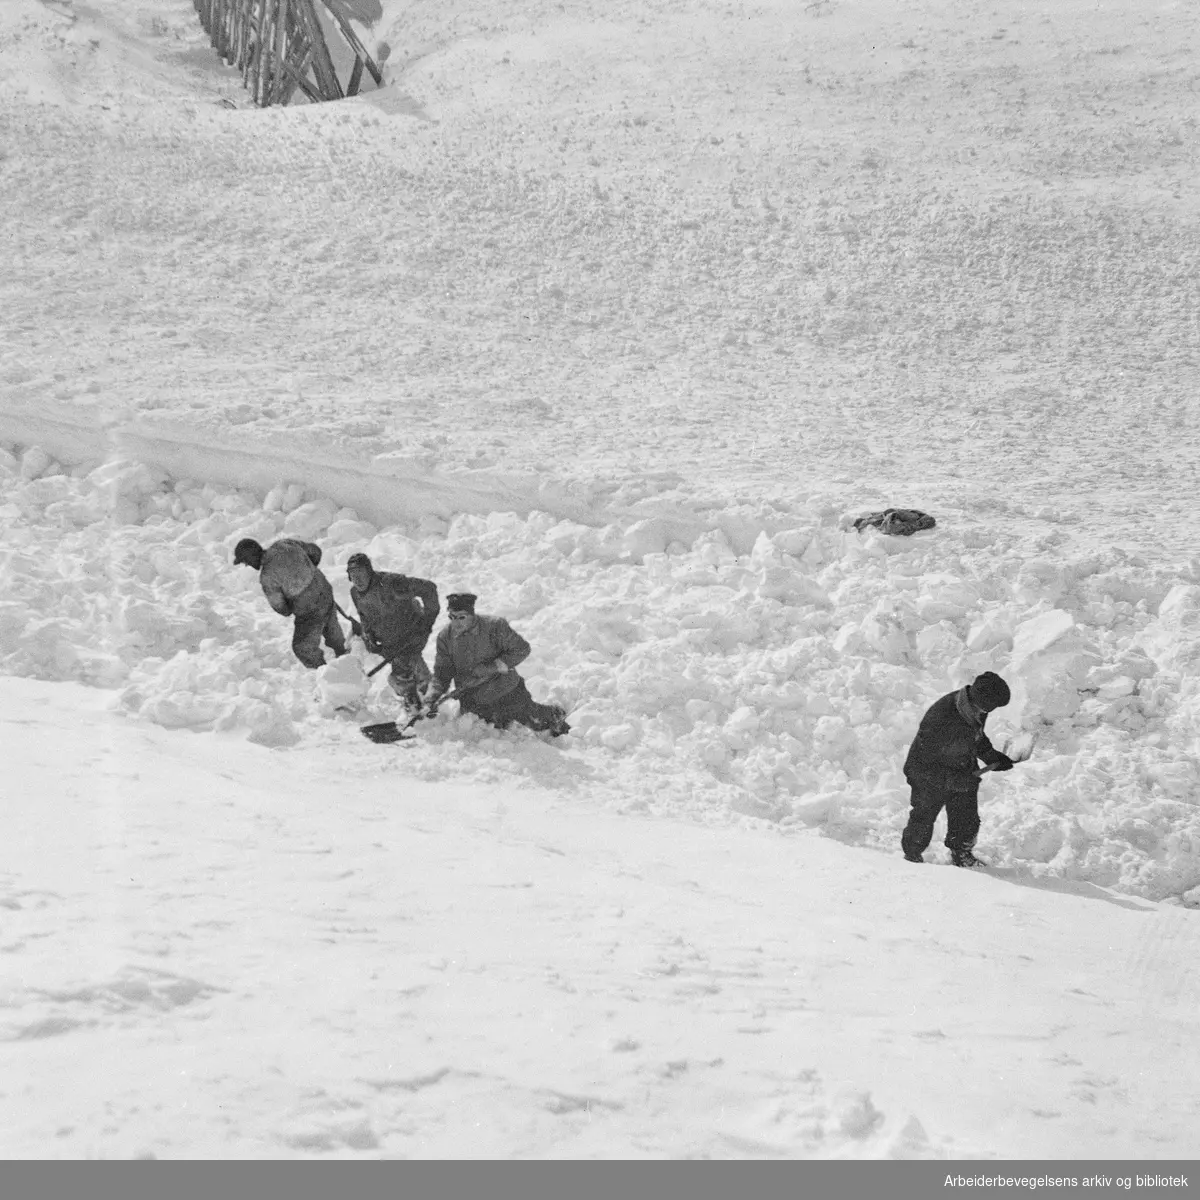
[950,848,987,868]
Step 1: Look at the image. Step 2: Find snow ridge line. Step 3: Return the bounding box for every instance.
[0,402,612,530]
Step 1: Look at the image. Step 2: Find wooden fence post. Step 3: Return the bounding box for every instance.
[321,0,384,86]
[296,0,342,100]
[251,0,267,105]
[193,0,385,107]
[273,0,289,105]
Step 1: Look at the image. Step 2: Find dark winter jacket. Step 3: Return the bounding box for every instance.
[350,570,439,658]
[259,539,325,616]
[431,614,531,705]
[903,686,1009,792]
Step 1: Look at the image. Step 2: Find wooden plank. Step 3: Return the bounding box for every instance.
[261,0,275,104]
[279,47,319,105]
[233,0,244,72]
[346,56,363,97]
[253,0,268,103]
[239,0,249,81]
[268,0,287,105]
[250,0,267,104]
[272,0,290,104]
[242,0,253,72]
[320,0,383,85]
[295,0,342,101]
[240,0,252,73]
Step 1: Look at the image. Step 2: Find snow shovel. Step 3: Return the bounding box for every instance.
[360,711,429,744]
[360,688,465,744]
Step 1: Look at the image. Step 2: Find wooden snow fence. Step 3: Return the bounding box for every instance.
[193,0,384,107]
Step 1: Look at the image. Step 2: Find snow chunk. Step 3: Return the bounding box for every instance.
[316,655,368,710]
[19,447,54,481]
[836,1091,885,1139]
[325,518,378,545]
[623,518,672,560]
[1138,585,1200,673]
[282,499,339,540]
[600,722,639,751]
[1011,610,1075,662]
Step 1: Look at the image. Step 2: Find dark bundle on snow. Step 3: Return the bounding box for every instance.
[853,508,936,537]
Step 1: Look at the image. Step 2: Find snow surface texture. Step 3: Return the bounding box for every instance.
[3,0,1200,894]
[4,436,1200,904]
[4,677,1200,1159]
[2,0,1200,1159]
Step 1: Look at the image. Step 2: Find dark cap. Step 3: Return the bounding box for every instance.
[969,671,1011,712]
[446,592,477,614]
[233,538,263,568]
[346,552,374,573]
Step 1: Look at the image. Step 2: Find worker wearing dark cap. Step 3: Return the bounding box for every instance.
[233,537,346,669]
[426,593,569,737]
[346,552,439,712]
[900,672,1014,867]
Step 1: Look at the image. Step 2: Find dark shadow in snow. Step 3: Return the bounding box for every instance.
[417,719,599,792]
[972,866,1157,913]
[363,89,434,122]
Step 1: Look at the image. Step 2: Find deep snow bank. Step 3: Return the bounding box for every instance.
[2,436,1198,904]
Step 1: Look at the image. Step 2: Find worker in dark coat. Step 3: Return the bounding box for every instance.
[426,593,569,736]
[900,671,1014,867]
[233,537,347,669]
[346,552,439,710]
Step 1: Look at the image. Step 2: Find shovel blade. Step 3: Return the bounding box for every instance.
[360,721,415,744]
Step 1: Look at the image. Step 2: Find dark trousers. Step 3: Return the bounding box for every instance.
[385,651,432,706]
[901,779,981,858]
[459,678,563,733]
[291,575,346,669]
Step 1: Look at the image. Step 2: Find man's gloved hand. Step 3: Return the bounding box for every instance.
[991,754,1015,772]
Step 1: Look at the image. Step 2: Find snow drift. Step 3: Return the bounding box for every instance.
[3,433,1198,905]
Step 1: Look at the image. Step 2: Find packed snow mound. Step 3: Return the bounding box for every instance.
[2,441,1198,903]
[0,0,234,108]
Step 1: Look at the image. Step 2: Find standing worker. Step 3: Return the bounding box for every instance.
[900,671,1014,867]
[426,593,569,736]
[346,552,439,712]
[233,537,347,669]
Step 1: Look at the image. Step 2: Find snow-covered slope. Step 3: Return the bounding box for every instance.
[4,426,1200,904]
[5,675,1199,1159]
[4,0,1200,553]
[2,0,1200,1160]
